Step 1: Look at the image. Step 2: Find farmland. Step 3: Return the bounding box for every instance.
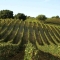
[0,19,60,60]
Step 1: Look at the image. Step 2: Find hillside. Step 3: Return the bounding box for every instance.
[0,19,60,60]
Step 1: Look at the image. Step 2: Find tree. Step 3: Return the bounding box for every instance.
[0,10,13,19]
[51,16,56,18]
[36,14,47,21]
[51,15,59,18]
[56,15,59,18]
[14,13,26,21]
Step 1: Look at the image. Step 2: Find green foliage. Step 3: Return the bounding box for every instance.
[56,15,59,18]
[45,18,60,24]
[14,13,27,21]
[24,42,39,60]
[0,10,13,19]
[0,43,19,58]
[52,15,59,18]
[52,16,56,18]
[0,19,60,60]
[36,14,47,21]
[27,16,35,19]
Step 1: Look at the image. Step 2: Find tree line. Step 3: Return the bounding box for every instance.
[0,10,60,21]
[0,10,26,21]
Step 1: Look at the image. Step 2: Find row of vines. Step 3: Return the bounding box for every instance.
[0,19,60,59]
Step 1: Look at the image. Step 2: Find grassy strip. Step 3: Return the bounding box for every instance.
[24,41,39,60]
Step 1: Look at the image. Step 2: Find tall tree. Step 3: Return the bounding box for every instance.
[14,13,26,21]
[0,10,13,19]
[36,14,47,21]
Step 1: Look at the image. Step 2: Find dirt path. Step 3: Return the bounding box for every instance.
[9,51,25,60]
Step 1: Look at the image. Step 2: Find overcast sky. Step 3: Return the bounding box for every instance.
[0,0,60,17]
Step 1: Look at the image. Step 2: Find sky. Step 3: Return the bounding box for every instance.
[0,0,60,17]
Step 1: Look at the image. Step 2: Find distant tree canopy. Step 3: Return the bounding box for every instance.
[14,13,27,21]
[0,9,60,22]
[51,15,59,18]
[56,15,59,18]
[36,14,47,21]
[0,10,13,19]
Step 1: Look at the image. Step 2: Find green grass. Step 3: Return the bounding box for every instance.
[36,41,60,57]
[45,18,60,25]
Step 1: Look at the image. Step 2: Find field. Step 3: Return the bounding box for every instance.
[0,19,60,60]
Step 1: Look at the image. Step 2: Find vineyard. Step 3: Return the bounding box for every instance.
[0,19,60,60]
